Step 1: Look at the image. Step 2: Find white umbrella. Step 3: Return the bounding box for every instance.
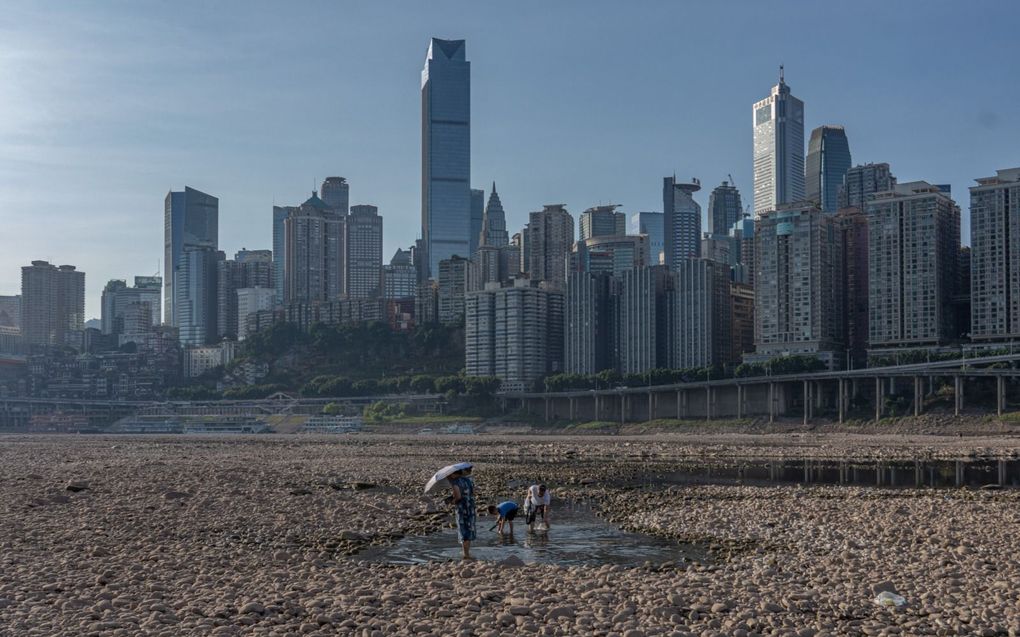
[423,462,473,494]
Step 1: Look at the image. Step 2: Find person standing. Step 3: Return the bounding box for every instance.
[449,470,476,558]
[524,483,551,530]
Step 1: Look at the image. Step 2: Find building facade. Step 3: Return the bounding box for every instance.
[663,177,702,267]
[752,69,805,216]
[525,205,574,285]
[617,266,671,374]
[970,167,1020,343]
[320,176,350,214]
[751,204,844,368]
[867,182,960,351]
[421,38,471,279]
[470,188,484,258]
[479,183,509,248]
[707,180,743,236]
[805,125,852,213]
[631,212,664,266]
[20,261,85,348]
[839,163,896,210]
[217,251,272,340]
[438,256,469,325]
[579,205,626,240]
[0,295,21,328]
[101,276,162,337]
[563,272,614,375]
[729,283,755,364]
[174,247,221,346]
[236,288,276,340]
[345,204,383,299]
[383,248,417,299]
[837,207,869,366]
[572,235,647,276]
[272,205,293,305]
[164,187,218,326]
[283,193,343,303]
[671,258,732,369]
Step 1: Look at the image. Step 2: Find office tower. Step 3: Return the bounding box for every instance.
[345,204,383,299]
[700,235,735,267]
[965,169,1020,343]
[272,205,293,305]
[728,216,755,286]
[511,232,527,274]
[165,187,218,326]
[839,163,896,209]
[572,235,647,276]
[751,204,844,368]
[383,248,417,299]
[101,276,162,336]
[663,177,702,267]
[672,259,731,368]
[617,266,671,374]
[867,182,960,350]
[805,126,851,213]
[20,261,85,348]
[175,247,220,346]
[729,283,755,364]
[438,255,469,325]
[631,212,664,266]
[479,183,509,248]
[579,205,626,240]
[217,250,272,339]
[836,207,869,367]
[421,38,471,279]
[465,278,563,391]
[320,177,350,214]
[707,181,743,236]
[470,188,484,257]
[0,295,21,328]
[525,205,574,285]
[415,279,439,324]
[564,272,614,375]
[236,288,276,340]
[752,67,805,216]
[283,192,343,303]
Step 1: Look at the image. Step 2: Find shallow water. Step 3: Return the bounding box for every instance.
[358,499,702,566]
[636,458,1019,489]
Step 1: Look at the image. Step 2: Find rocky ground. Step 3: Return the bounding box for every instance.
[2,433,1020,636]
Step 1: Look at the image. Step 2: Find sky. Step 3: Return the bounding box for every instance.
[1,1,1019,319]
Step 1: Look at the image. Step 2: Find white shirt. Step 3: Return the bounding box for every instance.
[526,485,551,507]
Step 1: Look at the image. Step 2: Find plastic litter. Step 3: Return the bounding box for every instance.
[873,591,906,608]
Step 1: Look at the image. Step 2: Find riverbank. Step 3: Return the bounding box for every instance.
[2,434,1019,635]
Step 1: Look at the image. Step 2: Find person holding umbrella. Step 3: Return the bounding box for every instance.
[424,462,477,559]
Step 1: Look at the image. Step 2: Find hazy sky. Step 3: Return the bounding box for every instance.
[2,1,1018,318]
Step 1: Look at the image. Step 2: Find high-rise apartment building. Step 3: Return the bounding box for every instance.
[470,188,484,258]
[525,205,574,285]
[805,126,852,213]
[617,266,671,374]
[217,250,272,340]
[631,212,664,266]
[421,38,471,279]
[750,204,844,368]
[175,247,221,346]
[101,276,162,336]
[165,187,218,327]
[729,216,755,286]
[383,249,417,299]
[283,193,343,303]
[729,283,755,364]
[236,288,276,340]
[752,68,805,216]
[272,205,293,305]
[479,183,509,248]
[707,181,743,236]
[867,182,960,351]
[970,167,1020,343]
[0,295,21,328]
[571,235,647,276]
[579,205,626,240]
[839,163,896,210]
[465,279,563,391]
[320,177,350,214]
[564,272,614,375]
[345,205,383,299]
[438,255,469,325]
[672,259,731,369]
[836,207,869,366]
[20,261,85,348]
[663,177,702,267]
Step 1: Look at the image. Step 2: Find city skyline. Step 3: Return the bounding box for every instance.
[2,2,1020,318]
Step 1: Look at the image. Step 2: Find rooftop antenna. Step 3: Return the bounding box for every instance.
[779,64,784,83]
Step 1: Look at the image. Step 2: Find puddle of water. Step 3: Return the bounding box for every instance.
[358,499,703,566]
[636,458,1020,489]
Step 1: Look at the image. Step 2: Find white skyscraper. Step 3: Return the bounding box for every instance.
[752,67,805,216]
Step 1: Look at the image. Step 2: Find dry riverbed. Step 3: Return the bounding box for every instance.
[2,433,1020,636]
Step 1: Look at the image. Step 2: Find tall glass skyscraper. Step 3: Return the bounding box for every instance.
[753,67,805,216]
[707,180,743,236]
[272,205,292,304]
[805,125,851,213]
[663,176,702,268]
[631,212,664,266]
[164,186,218,327]
[421,38,471,279]
[320,177,350,214]
[470,188,484,257]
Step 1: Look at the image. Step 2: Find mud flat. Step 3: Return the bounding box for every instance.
[2,433,1020,636]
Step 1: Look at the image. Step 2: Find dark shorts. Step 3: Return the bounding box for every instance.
[501,508,518,522]
[526,504,547,525]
